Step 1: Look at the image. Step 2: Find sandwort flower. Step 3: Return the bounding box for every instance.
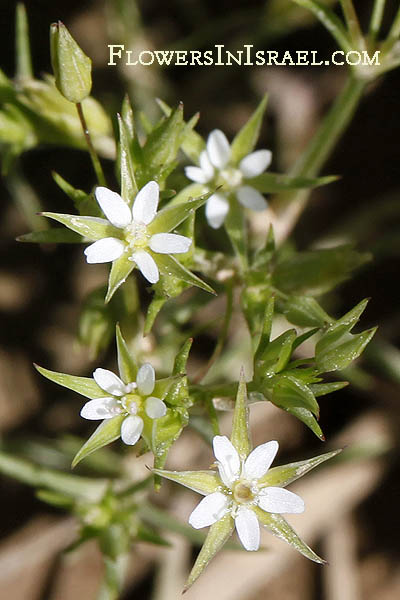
[185,129,271,228]
[84,181,191,283]
[81,364,166,445]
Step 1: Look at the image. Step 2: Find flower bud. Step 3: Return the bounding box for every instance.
[50,21,92,103]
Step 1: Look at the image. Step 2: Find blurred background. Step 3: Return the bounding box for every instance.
[0,0,399,598]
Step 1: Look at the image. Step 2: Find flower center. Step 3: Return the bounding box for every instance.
[125,221,150,250]
[120,393,142,415]
[219,167,243,189]
[232,481,255,504]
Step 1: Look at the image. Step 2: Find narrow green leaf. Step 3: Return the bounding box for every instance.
[316,327,377,372]
[259,449,342,488]
[116,324,137,383]
[144,296,167,335]
[254,508,326,563]
[172,183,208,205]
[248,172,337,193]
[284,406,324,440]
[271,375,320,416]
[156,254,215,295]
[173,338,193,375]
[17,229,82,244]
[273,245,370,296]
[282,295,332,327]
[142,104,184,171]
[152,469,220,495]
[42,212,119,241]
[185,513,235,591]
[309,381,348,397]
[15,3,33,81]
[257,329,296,375]
[156,98,205,162]
[231,373,251,459]
[148,192,211,235]
[72,415,125,468]
[231,94,268,164]
[292,328,320,351]
[332,298,370,329]
[105,253,135,303]
[254,296,275,358]
[35,365,103,399]
[136,524,171,547]
[118,113,137,202]
[52,172,100,216]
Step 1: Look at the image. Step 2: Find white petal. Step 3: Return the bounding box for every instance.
[213,435,240,487]
[207,129,231,169]
[184,166,211,184]
[131,181,159,225]
[205,193,229,229]
[149,233,192,254]
[244,441,279,480]
[235,507,260,551]
[84,238,125,264]
[258,487,305,514]
[95,187,132,228]
[239,149,272,178]
[136,363,155,395]
[236,186,268,211]
[188,492,229,529]
[120,415,143,445]
[93,368,127,396]
[80,397,122,420]
[199,150,215,179]
[131,250,159,283]
[145,397,167,419]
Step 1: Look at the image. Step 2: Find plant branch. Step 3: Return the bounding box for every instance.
[369,0,387,42]
[339,0,365,49]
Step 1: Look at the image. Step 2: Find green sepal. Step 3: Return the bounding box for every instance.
[248,172,337,194]
[152,376,182,400]
[253,508,325,563]
[270,374,320,417]
[156,98,205,162]
[117,113,137,202]
[156,253,215,295]
[148,192,211,235]
[116,324,137,383]
[72,415,125,468]
[152,469,220,495]
[17,229,82,244]
[273,245,370,297]
[259,448,342,488]
[35,364,104,399]
[149,406,189,474]
[231,94,268,164]
[52,172,101,216]
[184,513,235,591]
[105,252,135,303]
[42,212,119,241]
[230,373,251,459]
[15,4,33,81]
[282,295,332,328]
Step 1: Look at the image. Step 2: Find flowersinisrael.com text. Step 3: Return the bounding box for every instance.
[108,44,380,67]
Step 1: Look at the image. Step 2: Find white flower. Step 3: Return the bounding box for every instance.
[189,436,304,551]
[84,181,192,283]
[80,363,167,445]
[185,130,272,229]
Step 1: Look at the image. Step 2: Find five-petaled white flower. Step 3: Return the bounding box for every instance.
[80,364,167,446]
[84,181,192,283]
[189,435,304,551]
[185,130,272,229]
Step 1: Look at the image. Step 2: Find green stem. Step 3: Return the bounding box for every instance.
[380,6,400,54]
[76,102,106,186]
[369,0,386,42]
[339,0,365,49]
[273,75,366,242]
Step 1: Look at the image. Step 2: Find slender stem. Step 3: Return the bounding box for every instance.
[340,0,365,49]
[369,0,387,42]
[380,5,400,54]
[76,102,106,186]
[273,75,366,243]
[193,282,234,383]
